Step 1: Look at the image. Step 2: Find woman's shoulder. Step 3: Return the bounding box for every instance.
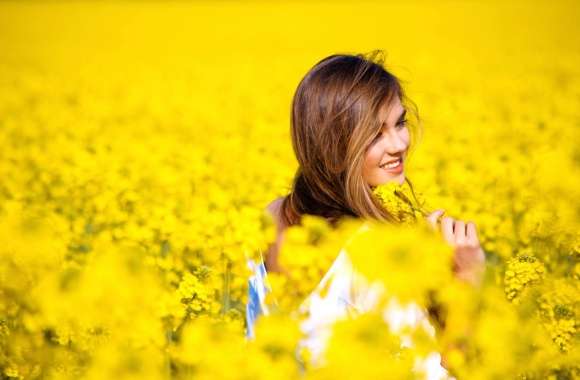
[266,196,286,225]
[263,196,289,273]
[267,196,285,209]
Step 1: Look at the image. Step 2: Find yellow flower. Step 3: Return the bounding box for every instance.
[503,249,546,303]
[372,181,430,226]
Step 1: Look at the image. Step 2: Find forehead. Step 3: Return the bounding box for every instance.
[378,96,404,123]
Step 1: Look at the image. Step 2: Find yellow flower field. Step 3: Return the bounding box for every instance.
[0,1,578,379]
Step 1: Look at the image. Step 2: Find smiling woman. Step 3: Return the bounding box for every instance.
[277,50,423,228]
[245,50,485,379]
[261,50,427,271]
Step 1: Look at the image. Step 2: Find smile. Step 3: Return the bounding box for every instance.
[380,157,403,173]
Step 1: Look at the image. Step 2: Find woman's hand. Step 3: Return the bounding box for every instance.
[426,209,486,287]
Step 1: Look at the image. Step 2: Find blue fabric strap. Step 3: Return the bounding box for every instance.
[245,258,270,339]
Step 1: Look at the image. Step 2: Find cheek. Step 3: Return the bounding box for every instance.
[363,145,382,170]
[401,128,411,145]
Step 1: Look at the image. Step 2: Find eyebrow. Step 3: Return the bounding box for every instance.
[381,109,406,127]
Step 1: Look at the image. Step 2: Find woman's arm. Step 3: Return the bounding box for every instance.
[425,209,486,371]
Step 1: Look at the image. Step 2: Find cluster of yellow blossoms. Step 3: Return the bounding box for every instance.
[371,181,431,225]
[0,1,579,379]
[504,248,546,302]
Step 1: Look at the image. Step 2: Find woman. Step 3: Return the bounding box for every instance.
[246,50,485,378]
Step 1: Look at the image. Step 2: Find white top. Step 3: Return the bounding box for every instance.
[245,222,455,380]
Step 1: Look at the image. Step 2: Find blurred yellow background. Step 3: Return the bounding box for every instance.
[0,1,578,379]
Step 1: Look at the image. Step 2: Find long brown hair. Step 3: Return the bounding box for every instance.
[279,50,423,229]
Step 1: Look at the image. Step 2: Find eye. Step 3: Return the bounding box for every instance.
[372,131,383,142]
[396,119,408,129]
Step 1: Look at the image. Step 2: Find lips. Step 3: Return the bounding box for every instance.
[379,157,403,168]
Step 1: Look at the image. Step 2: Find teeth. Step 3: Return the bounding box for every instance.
[381,159,401,169]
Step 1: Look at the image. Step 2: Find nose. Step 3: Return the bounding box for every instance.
[382,129,407,154]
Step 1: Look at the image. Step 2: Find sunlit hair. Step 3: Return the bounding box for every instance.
[279,50,423,228]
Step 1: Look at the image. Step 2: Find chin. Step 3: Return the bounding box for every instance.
[373,172,405,186]
[395,173,405,185]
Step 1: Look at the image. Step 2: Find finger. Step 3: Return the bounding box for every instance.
[440,216,455,246]
[426,209,445,231]
[466,221,479,246]
[454,220,466,245]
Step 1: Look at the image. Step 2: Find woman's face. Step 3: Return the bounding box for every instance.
[362,96,410,187]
